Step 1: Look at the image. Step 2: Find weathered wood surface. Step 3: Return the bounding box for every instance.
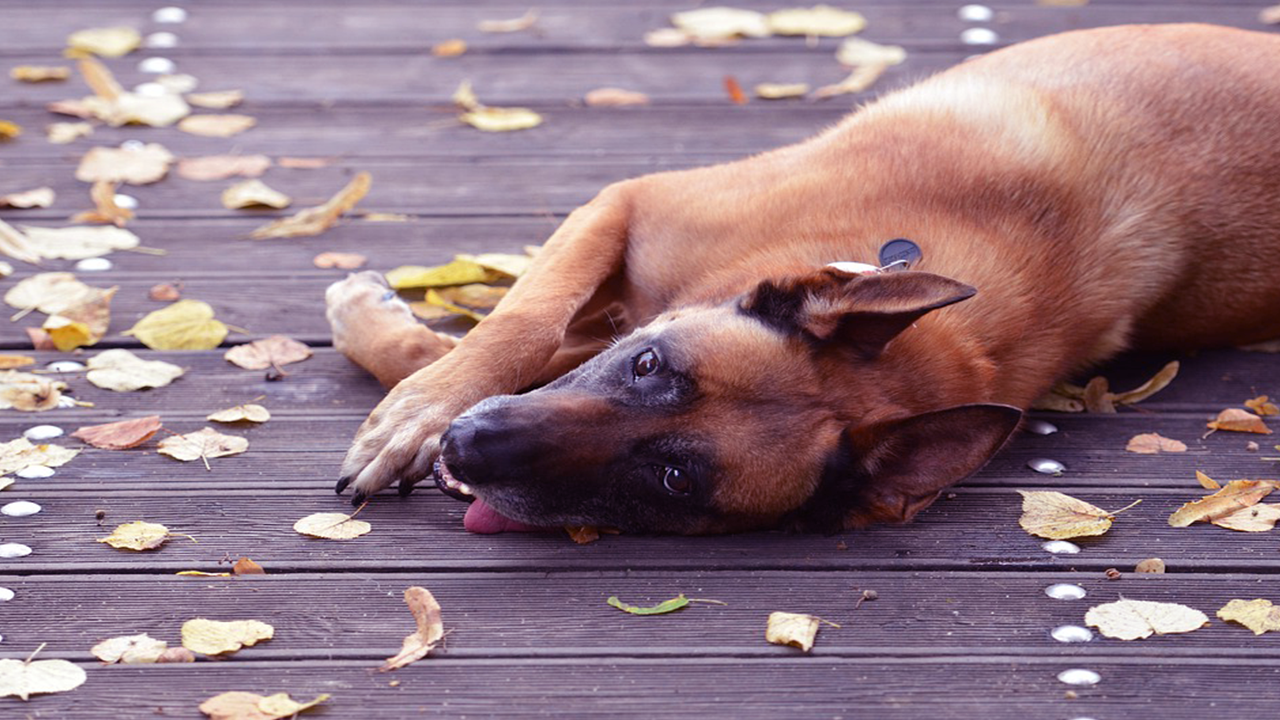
[2,0,1280,718]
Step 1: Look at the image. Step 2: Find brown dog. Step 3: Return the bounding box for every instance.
[327,24,1280,534]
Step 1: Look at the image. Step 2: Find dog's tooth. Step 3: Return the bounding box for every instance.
[457,482,473,496]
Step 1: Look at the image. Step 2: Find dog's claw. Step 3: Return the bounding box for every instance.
[335,476,351,494]
[398,477,416,497]
[351,490,368,507]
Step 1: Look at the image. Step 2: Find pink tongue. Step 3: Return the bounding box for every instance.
[463,499,550,534]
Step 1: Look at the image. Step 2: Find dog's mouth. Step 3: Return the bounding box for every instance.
[433,456,549,534]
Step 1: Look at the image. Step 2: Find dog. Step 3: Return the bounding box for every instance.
[326,24,1280,534]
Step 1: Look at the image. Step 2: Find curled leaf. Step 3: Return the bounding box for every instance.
[222,179,292,210]
[1,371,66,412]
[607,594,689,616]
[765,611,822,652]
[1245,396,1279,417]
[381,586,445,671]
[1168,480,1275,527]
[250,172,370,239]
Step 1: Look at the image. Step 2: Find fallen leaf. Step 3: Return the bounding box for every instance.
[460,106,543,132]
[1017,490,1134,539]
[1135,558,1166,573]
[293,512,372,540]
[644,28,693,47]
[1110,360,1181,405]
[185,90,245,109]
[233,557,266,575]
[250,172,370,239]
[0,477,13,491]
[460,252,534,278]
[381,586,445,671]
[414,289,485,322]
[124,299,229,351]
[1083,375,1114,413]
[149,282,183,301]
[362,212,412,223]
[765,611,822,651]
[0,437,79,475]
[177,155,272,181]
[86,348,185,391]
[672,7,770,41]
[1206,408,1272,435]
[0,355,35,370]
[312,251,367,269]
[1212,503,1280,532]
[1168,479,1275,527]
[1032,361,1179,413]
[82,91,191,127]
[97,520,171,551]
[1125,433,1188,454]
[47,121,94,144]
[222,179,292,210]
[0,371,66,412]
[277,157,334,169]
[435,284,508,311]
[3,272,100,314]
[207,404,271,424]
[26,328,56,351]
[723,75,748,104]
[224,335,312,370]
[0,218,40,264]
[178,114,257,137]
[72,415,163,450]
[23,225,140,260]
[45,284,116,351]
[812,63,890,99]
[608,594,690,616]
[199,691,329,720]
[0,260,10,277]
[1085,599,1209,640]
[1218,598,1280,635]
[156,648,195,663]
[0,187,56,209]
[835,37,908,67]
[1196,470,1222,490]
[76,143,173,184]
[181,618,274,656]
[71,180,133,226]
[477,9,538,32]
[387,258,496,289]
[565,525,600,544]
[432,39,468,57]
[755,82,810,99]
[0,656,87,700]
[10,66,71,82]
[177,570,232,577]
[67,26,141,57]
[767,6,867,36]
[90,634,168,664]
[1245,395,1280,416]
[158,427,248,465]
[1263,5,1280,24]
[584,88,650,106]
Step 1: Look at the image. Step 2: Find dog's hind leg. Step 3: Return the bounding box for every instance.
[325,271,458,388]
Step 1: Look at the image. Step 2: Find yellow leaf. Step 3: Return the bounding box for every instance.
[1245,395,1280,416]
[767,6,866,36]
[0,355,35,370]
[671,7,771,41]
[1212,503,1280,532]
[176,570,232,577]
[386,258,496,289]
[1085,599,1209,640]
[158,428,248,464]
[755,82,810,100]
[432,39,468,57]
[765,611,821,652]
[477,9,539,33]
[1017,490,1130,539]
[86,349,184,391]
[185,90,245,109]
[835,37,908,67]
[43,286,116,351]
[583,88,651,106]
[25,226,140,260]
[811,64,890,99]
[10,66,70,82]
[460,106,543,132]
[381,586,445,671]
[207,404,271,424]
[0,438,78,475]
[76,143,174,184]
[0,657,87,700]
[293,512,371,540]
[460,252,534,278]
[0,120,21,140]
[415,288,486,322]
[0,187,56,208]
[199,691,329,720]
[1206,408,1272,435]
[435,284,508,311]
[90,634,168,664]
[1196,470,1221,490]
[1124,432,1188,454]
[124,299,229,351]
[47,121,93,144]
[178,114,257,137]
[222,179,292,210]
[1168,480,1275,527]
[250,172,370,239]
[181,618,274,656]
[97,520,171,551]
[66,26,141,57]
[1217,598,1280,635]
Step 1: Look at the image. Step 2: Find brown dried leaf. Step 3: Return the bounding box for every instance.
[432,39,468,57]
[381,586,444,671]
[148,282,183,301]
[724,75,748,105]
[0,187,55,209]
[584,88,651,106]
[1207,408,1272,435]
[565,525,601,544]
[1196,470,1222,490]
[71,180,133,226]
[1017,490,1122,539]
[312,252,367,269]
[156,647,195,663]
[1218,598,1280,634]
[1245,395,1280,417]
[1212,503,1280,532]
[232,557,265,575]
[0,372,65,412]
[76,143,173,184]
[1083,375,1115,413]
[97,520,170,551]
[199,691,328,720]
[177,155,271,181]
[250,172,370,239]
[1125,433,1187,454]
[10,66,70,82]
[765,611,821,652]
[0,355,35,370]
[1168,480,1275,527]
[72,415,162,450]
[178,114,256,137]
[224,336,312,370]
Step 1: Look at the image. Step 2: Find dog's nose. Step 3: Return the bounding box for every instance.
[442,408,547,485]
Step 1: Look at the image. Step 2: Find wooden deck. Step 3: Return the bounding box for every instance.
[3,0,1280,717]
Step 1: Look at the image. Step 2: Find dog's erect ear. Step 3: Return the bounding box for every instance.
[740,268,976,357]
[785,404,1022,532]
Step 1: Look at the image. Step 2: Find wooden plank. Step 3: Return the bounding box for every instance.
[0,657,1276,719]
[0,571,1274,658]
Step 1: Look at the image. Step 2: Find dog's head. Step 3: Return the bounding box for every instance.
[436,267,1021,534]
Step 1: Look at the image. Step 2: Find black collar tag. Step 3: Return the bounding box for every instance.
[878,238,922,272]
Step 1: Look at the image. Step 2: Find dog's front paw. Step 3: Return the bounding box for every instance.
[336,389,450,506]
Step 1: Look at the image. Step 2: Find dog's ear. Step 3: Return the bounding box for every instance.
[785,404,1022,532]
[741,268,976,357]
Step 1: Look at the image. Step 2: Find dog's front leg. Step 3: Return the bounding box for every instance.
[337,182,635,504]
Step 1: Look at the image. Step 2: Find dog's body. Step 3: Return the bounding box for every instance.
[328,24,1280,533]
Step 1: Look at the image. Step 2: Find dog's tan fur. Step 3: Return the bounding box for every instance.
[328,25,1280,531]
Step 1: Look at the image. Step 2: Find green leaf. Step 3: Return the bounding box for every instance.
[607,594,689,615]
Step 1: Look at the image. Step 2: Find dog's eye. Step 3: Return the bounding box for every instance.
[661,466,692,496]
[633,349,660,378]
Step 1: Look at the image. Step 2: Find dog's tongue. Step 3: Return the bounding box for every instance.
[463,498,548,534]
